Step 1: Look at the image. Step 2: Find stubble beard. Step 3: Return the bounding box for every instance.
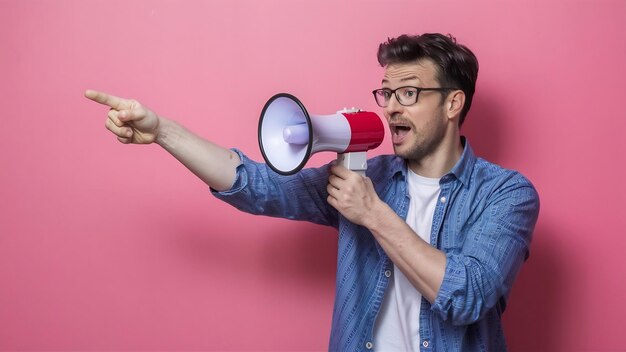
[393,110,448,163]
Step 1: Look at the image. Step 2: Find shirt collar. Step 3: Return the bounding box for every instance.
[389,136,477,187]
[447,136,476,187]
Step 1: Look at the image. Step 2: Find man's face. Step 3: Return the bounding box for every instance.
[381,60,449,163]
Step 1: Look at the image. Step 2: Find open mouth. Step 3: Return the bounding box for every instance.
[390,123,412,144]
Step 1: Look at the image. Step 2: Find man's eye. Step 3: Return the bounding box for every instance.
[381,91,392,99]
[403,90,416,97]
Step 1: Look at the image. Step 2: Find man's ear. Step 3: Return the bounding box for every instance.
[446,90,465,120]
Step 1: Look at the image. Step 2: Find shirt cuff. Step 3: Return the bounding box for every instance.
[430,253,467,321]
[210,148,248,196]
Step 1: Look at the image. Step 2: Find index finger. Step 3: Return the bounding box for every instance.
[330,163,352,179]
[84,89,128,110]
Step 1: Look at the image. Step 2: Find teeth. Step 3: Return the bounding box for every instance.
[393,125,410,131]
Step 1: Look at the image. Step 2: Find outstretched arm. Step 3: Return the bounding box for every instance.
[85,89,241,191]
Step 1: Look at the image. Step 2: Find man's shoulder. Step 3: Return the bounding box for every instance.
[474,157,531,182]
[472,157,539,203]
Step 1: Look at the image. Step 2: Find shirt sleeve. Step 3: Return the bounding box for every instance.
[430,172,540,325]
[211,149,339,228]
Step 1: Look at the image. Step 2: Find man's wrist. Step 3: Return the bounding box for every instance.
[154,117,177,148]
[364,200,392,234]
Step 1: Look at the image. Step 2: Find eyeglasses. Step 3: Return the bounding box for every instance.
[372,86,457,107]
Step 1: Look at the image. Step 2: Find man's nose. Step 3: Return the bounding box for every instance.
[385,93,403,117]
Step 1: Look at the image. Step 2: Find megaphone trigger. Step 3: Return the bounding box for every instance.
[337,151,368,176]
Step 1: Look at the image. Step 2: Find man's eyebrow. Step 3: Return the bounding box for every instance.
[381,75,420,84]
[400,75,419,82]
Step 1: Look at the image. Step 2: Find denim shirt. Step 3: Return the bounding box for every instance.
[212,138,540,352]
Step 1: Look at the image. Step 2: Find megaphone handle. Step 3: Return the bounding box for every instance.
[337,152,367,176]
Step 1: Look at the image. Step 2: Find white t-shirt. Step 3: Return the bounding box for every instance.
[373,170,441,351]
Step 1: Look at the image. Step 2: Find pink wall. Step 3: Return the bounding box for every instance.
[1,0,625,350]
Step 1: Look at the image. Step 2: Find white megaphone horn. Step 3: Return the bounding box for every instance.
[258,93,385,175]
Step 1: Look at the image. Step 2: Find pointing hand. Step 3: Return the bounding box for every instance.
[85,89,160,144]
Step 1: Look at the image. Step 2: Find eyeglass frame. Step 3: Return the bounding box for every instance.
[371,86,458,107]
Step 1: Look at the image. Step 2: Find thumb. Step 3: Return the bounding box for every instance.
[118,107,146,122]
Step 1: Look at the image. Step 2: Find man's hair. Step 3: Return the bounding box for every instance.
[377,33,479,126]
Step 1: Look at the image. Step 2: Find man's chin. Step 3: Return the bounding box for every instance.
[392,145,409,158]
[393,144,426,162]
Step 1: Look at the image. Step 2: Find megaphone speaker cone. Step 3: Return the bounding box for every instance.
[258,93,313,175]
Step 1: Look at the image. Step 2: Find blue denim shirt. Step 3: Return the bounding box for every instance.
[213,138,540,351]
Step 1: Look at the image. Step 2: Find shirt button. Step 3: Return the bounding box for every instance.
[365,341,373,349]
[384,270,392,278]
[440,196,446,203]
[423,340,429,348]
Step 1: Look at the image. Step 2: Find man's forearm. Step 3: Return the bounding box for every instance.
[155,117,241,191]
[367,201,447,303]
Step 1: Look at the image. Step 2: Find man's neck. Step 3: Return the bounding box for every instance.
[408,133,463,178]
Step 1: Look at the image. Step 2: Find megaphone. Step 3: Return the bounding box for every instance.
[258,93,384,175]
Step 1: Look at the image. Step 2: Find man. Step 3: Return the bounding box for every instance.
[85,33,539,351]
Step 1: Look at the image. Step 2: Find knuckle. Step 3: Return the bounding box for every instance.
[130,99,141,109]
[104,119,114,130]
[107,111,122,126]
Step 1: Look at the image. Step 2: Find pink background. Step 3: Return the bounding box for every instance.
[1,0,625,351]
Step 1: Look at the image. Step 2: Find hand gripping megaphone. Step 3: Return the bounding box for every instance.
[258,93,385,175]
